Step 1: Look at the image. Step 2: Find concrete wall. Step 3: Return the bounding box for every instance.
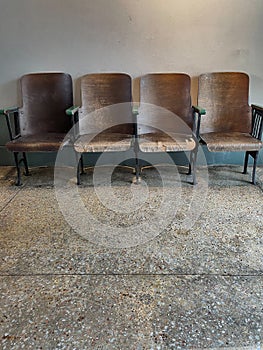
[0,0,263,165]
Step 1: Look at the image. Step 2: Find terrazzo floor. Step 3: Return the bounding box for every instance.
[0,165,262,349]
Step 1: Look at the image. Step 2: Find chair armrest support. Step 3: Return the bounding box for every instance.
[66,106,80,116]
[132,105,139,141]
[192,105,206,139]
[192,105,206,115]
[132,105,139,116]
[0,107,20,140]
[66,105,80,124]
[251,104,263,140]
[0,107,19,114]
[66,106,80,138]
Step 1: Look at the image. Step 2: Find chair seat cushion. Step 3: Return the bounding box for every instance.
[6,133,68,152]
[138,132,196,152]
[74,133,133,153]
[200,132,263,152]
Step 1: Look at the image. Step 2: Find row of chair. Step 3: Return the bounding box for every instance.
[1,72,262,186]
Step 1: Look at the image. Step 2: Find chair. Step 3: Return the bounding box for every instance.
[0,73,73,185]
[137,73,204,184]
[66,73,135,185]
[197,72,263,184]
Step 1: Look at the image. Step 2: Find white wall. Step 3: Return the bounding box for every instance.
[1,0,263,103]
[0,0,263,163]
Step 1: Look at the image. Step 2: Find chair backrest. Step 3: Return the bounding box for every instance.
[139,73,193,135]
[79,73,133,135]
[197,72,251,134]
[20,73,73,136]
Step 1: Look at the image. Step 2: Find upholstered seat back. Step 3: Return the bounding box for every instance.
[139,73,193,135]
[20,73,73,136]
[198,72,251,134]
[79,73,133,135]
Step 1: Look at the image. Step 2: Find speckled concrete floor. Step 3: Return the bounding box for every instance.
[0,165,262,349]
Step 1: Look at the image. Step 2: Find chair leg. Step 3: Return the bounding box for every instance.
[252,151,259,185]
[243,151,249,174]
[75,152,81,185]
[13,152,22,186]
[134,155,141,183]
[190,150,197,185]
[132,137,141,184]
[77,162,81,185]
[22,152,30,176]
[187,162,192,175]
[80,154,85,174]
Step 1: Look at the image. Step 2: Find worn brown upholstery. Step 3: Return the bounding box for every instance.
[6,133,69,152]
[200,132,262,152]
[74,133,133,153]
[5,72,73,185]
[197,72,263,184]
[138,73,198,184]
[79,73,133,135]
[72,73,134,184]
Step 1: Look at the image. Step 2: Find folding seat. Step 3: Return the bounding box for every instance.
[66,73,135,185]
[0,73,73,185]
[197,72,263,184]
[136,73,205,184]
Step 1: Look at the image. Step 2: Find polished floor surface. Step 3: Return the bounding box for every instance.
[0,165,262,349]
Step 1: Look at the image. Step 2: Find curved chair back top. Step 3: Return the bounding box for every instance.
[79,73,133,135]
[198,72,251,134]
[20,73,73,136]
[139,73,193,134]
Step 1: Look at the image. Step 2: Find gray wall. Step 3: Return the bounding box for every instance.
[0,0,263,166]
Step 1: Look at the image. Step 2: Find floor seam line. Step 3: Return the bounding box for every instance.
[0,185,25,213]
[0,273,262,277]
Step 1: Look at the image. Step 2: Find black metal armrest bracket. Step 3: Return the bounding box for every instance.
[192,105,206,139]
[251,104,263,140]
[0,107,20,141]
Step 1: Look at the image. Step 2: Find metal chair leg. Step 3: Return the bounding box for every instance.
[14,152,22,186]
[80,154,85,174]
[77,162,81,185]
[187,162,192,175]
[132,138,141,184]
[189,150,197,185]
[22,152,30,176]
[252,151,259,185]
[243,151,249,174]
[135,155,140,180]
[75,152,81,185]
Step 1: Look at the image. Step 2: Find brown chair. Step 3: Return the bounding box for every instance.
[0,73,73,185]
[197,72,263,184]
[67,73,135,185]
[137,73,204,184]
